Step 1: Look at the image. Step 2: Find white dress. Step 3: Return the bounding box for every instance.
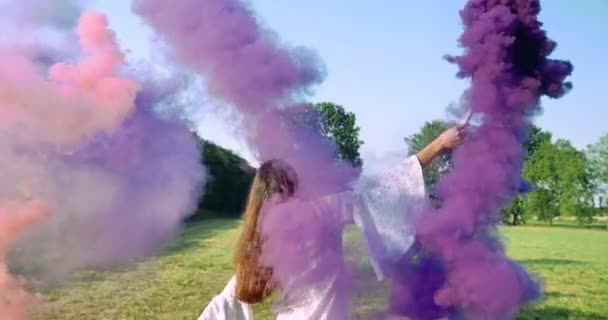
[198,156,425,320]
[197,275,253,320]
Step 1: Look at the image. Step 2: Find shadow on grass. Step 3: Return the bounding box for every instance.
[159,219,241,255]
[544,291,576,299]
[518,258,585,266]
[65,219,241,284]
[522,222,608,232]
[517,305,607,320]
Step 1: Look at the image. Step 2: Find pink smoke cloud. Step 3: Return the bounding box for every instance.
[0,200,51,319]
[0,11,140,149]
[0,10,144,319]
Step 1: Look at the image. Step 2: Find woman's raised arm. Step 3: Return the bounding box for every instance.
[416,125,467,167]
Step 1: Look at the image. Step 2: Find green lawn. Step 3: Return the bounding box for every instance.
[34,220,608,320]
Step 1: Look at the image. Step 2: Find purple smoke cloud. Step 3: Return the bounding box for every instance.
[393,1,573,319]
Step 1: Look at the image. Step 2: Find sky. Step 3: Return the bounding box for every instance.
[91,0,608,165]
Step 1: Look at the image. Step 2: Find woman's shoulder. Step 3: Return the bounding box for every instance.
[197,275,254,320]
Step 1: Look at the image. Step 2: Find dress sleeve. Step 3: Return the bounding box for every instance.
[197,275,254,320]
[353,155,427,280]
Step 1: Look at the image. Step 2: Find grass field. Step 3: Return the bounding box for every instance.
[34,220,608,320]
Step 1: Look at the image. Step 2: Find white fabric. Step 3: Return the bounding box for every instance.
[199,155,425,320]
[197,275,253,320]
[271,193,354,320]
[354,155,426,280]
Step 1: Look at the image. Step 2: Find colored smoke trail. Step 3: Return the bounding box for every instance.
[133,0,360,313]
[133,0,357,197]
[0,0,90,67]
[0,10,137,318]
[0,11,139,148]
[12,79,205,278]
[0,0,87,30]
[398,1,573,319]
[1,9,206,318]
[0,201,50,319]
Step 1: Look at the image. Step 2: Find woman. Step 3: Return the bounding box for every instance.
[198,125,466,320]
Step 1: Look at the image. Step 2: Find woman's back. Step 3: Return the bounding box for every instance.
[220,156,426,319]
[259,156,427,319]
[259,194,356,320]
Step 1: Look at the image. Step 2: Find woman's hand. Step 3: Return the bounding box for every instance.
[437,124,468,151]
[416,124,468,168]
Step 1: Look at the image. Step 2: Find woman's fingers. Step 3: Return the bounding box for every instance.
[457,122,470,130]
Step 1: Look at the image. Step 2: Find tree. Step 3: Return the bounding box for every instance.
[404,120,451,199]
[190,133,255,220]
[503,126,552,225]
[502,196,525,225]
[555,140,595,222]
[284,102,364,167]
[313,102,364,167]
[587,133,608,206]
[525,126,553,159]
[522,138,594,223]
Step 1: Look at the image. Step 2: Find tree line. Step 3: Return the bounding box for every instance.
[406,121,608,225]
[192,102,607,226]
[191,102,362,220]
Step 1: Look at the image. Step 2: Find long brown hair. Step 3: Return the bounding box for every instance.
[235,159,298,304]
